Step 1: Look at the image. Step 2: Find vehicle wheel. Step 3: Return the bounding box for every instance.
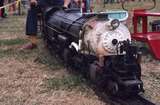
[107,81,119,96]
[63,48,72,68]
[89,63,98,82]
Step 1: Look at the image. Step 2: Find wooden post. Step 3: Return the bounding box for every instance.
[17,0,21,15]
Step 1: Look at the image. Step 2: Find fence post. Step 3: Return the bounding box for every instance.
[17,0,21,15]
[0,0,4,18]
[0,9,1,17]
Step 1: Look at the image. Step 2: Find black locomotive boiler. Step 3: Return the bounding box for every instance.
[42,7,144,96]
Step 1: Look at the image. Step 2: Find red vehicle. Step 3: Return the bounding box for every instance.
[123,0,160,60]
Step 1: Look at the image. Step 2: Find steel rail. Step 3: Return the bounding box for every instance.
[109,95,156,105]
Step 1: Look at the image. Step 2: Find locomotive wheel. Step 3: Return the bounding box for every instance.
[107,81,119,96]
[89,63,98,82]
[63,48,72,68]
[136,64,142,80]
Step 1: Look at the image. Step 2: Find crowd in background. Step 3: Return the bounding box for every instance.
[104,0,152,4]
[0,0,16,18]
[0,0,5,18]
[0,0,153,18]
[0,0,25,18]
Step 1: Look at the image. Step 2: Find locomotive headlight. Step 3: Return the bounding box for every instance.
[102,23,131,54]
[102,29,128,53]
[111,19,120,30]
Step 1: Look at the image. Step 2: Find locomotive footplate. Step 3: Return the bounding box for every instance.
[121,79,142,87]
[109,95,156,105]
[119,79,144,95]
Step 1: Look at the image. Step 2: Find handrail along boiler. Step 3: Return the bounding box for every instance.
[41,7,144,96]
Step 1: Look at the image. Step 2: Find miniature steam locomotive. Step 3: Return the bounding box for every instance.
[42,7,144,96]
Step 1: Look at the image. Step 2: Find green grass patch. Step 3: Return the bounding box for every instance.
[0,49,15,58]
[0,38,28,46]
[0,47,37,59]
[0,15,26,35]
[45,75,87,90]
[35,54,64,70]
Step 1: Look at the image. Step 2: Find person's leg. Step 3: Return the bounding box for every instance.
[21,6,38,50]
[26,6,38,37]
[1,8,5,18]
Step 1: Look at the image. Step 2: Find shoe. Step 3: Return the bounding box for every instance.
[20,43,37,50]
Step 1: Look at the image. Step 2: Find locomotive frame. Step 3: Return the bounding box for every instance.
[38,7,144,96]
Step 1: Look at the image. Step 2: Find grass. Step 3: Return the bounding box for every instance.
[36,56,64,70]
[102,0,160,10]
[0,38,28,46]
[45,75,88,91]
[0,48,35,59]
[0,49,15,58]
[0,1,159,92]
[0,15,26,35]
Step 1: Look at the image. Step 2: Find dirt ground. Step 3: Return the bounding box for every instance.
[0,51,159,105]
[141,59,160,104]
[0,16,107,105]
[0,1,160,104]
[0,56,107,105]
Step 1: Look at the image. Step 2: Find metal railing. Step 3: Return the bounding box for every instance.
[0,0,22,17]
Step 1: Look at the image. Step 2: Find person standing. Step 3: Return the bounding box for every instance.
[0,0,5,18]
[20,0,71,50]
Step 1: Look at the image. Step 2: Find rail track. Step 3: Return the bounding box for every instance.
[109,95,156,105]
